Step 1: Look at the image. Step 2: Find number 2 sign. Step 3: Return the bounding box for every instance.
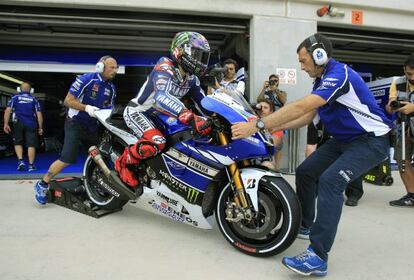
[352,10,363,25]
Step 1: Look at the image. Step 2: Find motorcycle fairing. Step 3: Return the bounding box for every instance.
[95,109,138,145]
[130,181,215,229]
[239,167,280,212]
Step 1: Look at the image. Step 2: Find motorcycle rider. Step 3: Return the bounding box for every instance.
[115,31,212,187]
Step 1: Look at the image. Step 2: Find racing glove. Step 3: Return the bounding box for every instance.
[178,109,194,125]
[192,115,212,136]
[178,109,212,136]
[85,105,99,118]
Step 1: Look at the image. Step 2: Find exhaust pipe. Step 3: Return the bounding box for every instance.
[88,146,138,200]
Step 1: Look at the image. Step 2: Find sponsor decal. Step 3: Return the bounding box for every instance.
[158,169,201,205]
[148,199,198,226]
[166,148,188,161]
[155,78,168,91]
[246,178,255,189]
[188,158,218,177]
[186,188,200,204]
[165,157,186,170]
[325,77,338,82]
[90,91,97,99]
[92,84,100,92]
[321,81,337,88]
[17,97,34,103]
[339,170,351,183]
[152,135,166,145]
[129,112,151,131]
[156,191,179,207]
[167,117,176,124]
[96,177,120,198]
[169,81,191,98]
[155,95,183,114]
[172,48,180,59]
[104,88,111,96]
[372,89,386,97]
[73,80,82,91]
[234,242,257,253]
[159,170,187,191]
[246,136,260,144]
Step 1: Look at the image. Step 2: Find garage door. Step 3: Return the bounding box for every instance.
[319,25,414,65]
[0,4,248,54]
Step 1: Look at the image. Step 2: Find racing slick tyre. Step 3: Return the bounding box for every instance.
[83,156,128,210]
[216,176,301,257]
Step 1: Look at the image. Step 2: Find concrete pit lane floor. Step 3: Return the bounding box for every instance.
[0,172,412,280]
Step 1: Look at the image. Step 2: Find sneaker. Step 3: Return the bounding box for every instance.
[17,161,26,171]
[28,164,37,172]
[345,197,359,207]
[282,247,328,276]
[389,194,414,207]
[34,181,48,205]
[297,226,311,240]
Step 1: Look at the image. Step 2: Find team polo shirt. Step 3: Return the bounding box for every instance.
[67,72,116,132]
[7,92,41,129]
[313,59,392,141]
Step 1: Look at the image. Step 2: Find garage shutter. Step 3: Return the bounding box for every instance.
[0,4,248,53]
[319,25,414,65]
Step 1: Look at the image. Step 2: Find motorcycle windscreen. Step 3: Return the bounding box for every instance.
[201,94,256,124]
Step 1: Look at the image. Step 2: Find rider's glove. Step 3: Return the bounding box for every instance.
[178,109,194,125]
[192,115,212,136]
[85,105,99,118]
[178,109,212,136]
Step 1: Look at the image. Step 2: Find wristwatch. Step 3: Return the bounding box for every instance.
[256,119,266,131]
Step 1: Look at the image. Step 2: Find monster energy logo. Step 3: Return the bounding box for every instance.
[171,32,190,50]
[186,188,200,204]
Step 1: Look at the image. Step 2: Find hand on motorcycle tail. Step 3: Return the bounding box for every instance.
[231,121,259,140]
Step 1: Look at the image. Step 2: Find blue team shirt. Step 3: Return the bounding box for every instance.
[313,59,392,141]
[7,92,41,129]
[67,72,116,132]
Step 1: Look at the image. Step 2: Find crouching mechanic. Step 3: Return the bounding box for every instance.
[115,31,212,187]
[34,56,118,205]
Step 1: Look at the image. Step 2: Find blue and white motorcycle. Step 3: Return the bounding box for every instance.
[83,89,301,257]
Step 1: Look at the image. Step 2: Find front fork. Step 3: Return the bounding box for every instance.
[218,132,253,221]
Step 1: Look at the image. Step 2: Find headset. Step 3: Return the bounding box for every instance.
[17,85,34,94]
[95,55,113,73]
[308,35,328,66]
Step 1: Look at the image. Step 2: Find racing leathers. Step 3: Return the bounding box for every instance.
[115,57,211,187]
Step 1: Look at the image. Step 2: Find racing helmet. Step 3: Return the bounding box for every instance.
[170,31,210,77]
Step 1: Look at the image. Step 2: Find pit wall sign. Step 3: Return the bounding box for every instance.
[276,68,297,85]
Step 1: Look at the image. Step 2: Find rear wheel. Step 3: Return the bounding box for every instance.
[215,176,301,257]
[83,156,128,210]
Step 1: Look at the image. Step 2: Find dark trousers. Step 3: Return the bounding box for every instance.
[296,134,389,261]
[345,176,364,200]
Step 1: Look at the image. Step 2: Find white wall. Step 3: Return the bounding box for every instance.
[4,0,414,33]
[250,16,317,169]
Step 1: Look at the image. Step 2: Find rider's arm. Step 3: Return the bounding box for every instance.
[152,71,186,117]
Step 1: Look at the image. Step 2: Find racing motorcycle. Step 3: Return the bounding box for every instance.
[83,89,301,257]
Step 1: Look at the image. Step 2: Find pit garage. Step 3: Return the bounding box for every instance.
[0,4,249,177]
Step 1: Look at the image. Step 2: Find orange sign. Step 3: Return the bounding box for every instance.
[352,10,363,25]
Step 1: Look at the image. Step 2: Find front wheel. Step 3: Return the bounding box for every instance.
[215,176,301,257]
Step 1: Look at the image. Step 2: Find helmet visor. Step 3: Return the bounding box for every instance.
[191,48,210,66]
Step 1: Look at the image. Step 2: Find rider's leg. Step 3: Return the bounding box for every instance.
[115,108,166,187]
